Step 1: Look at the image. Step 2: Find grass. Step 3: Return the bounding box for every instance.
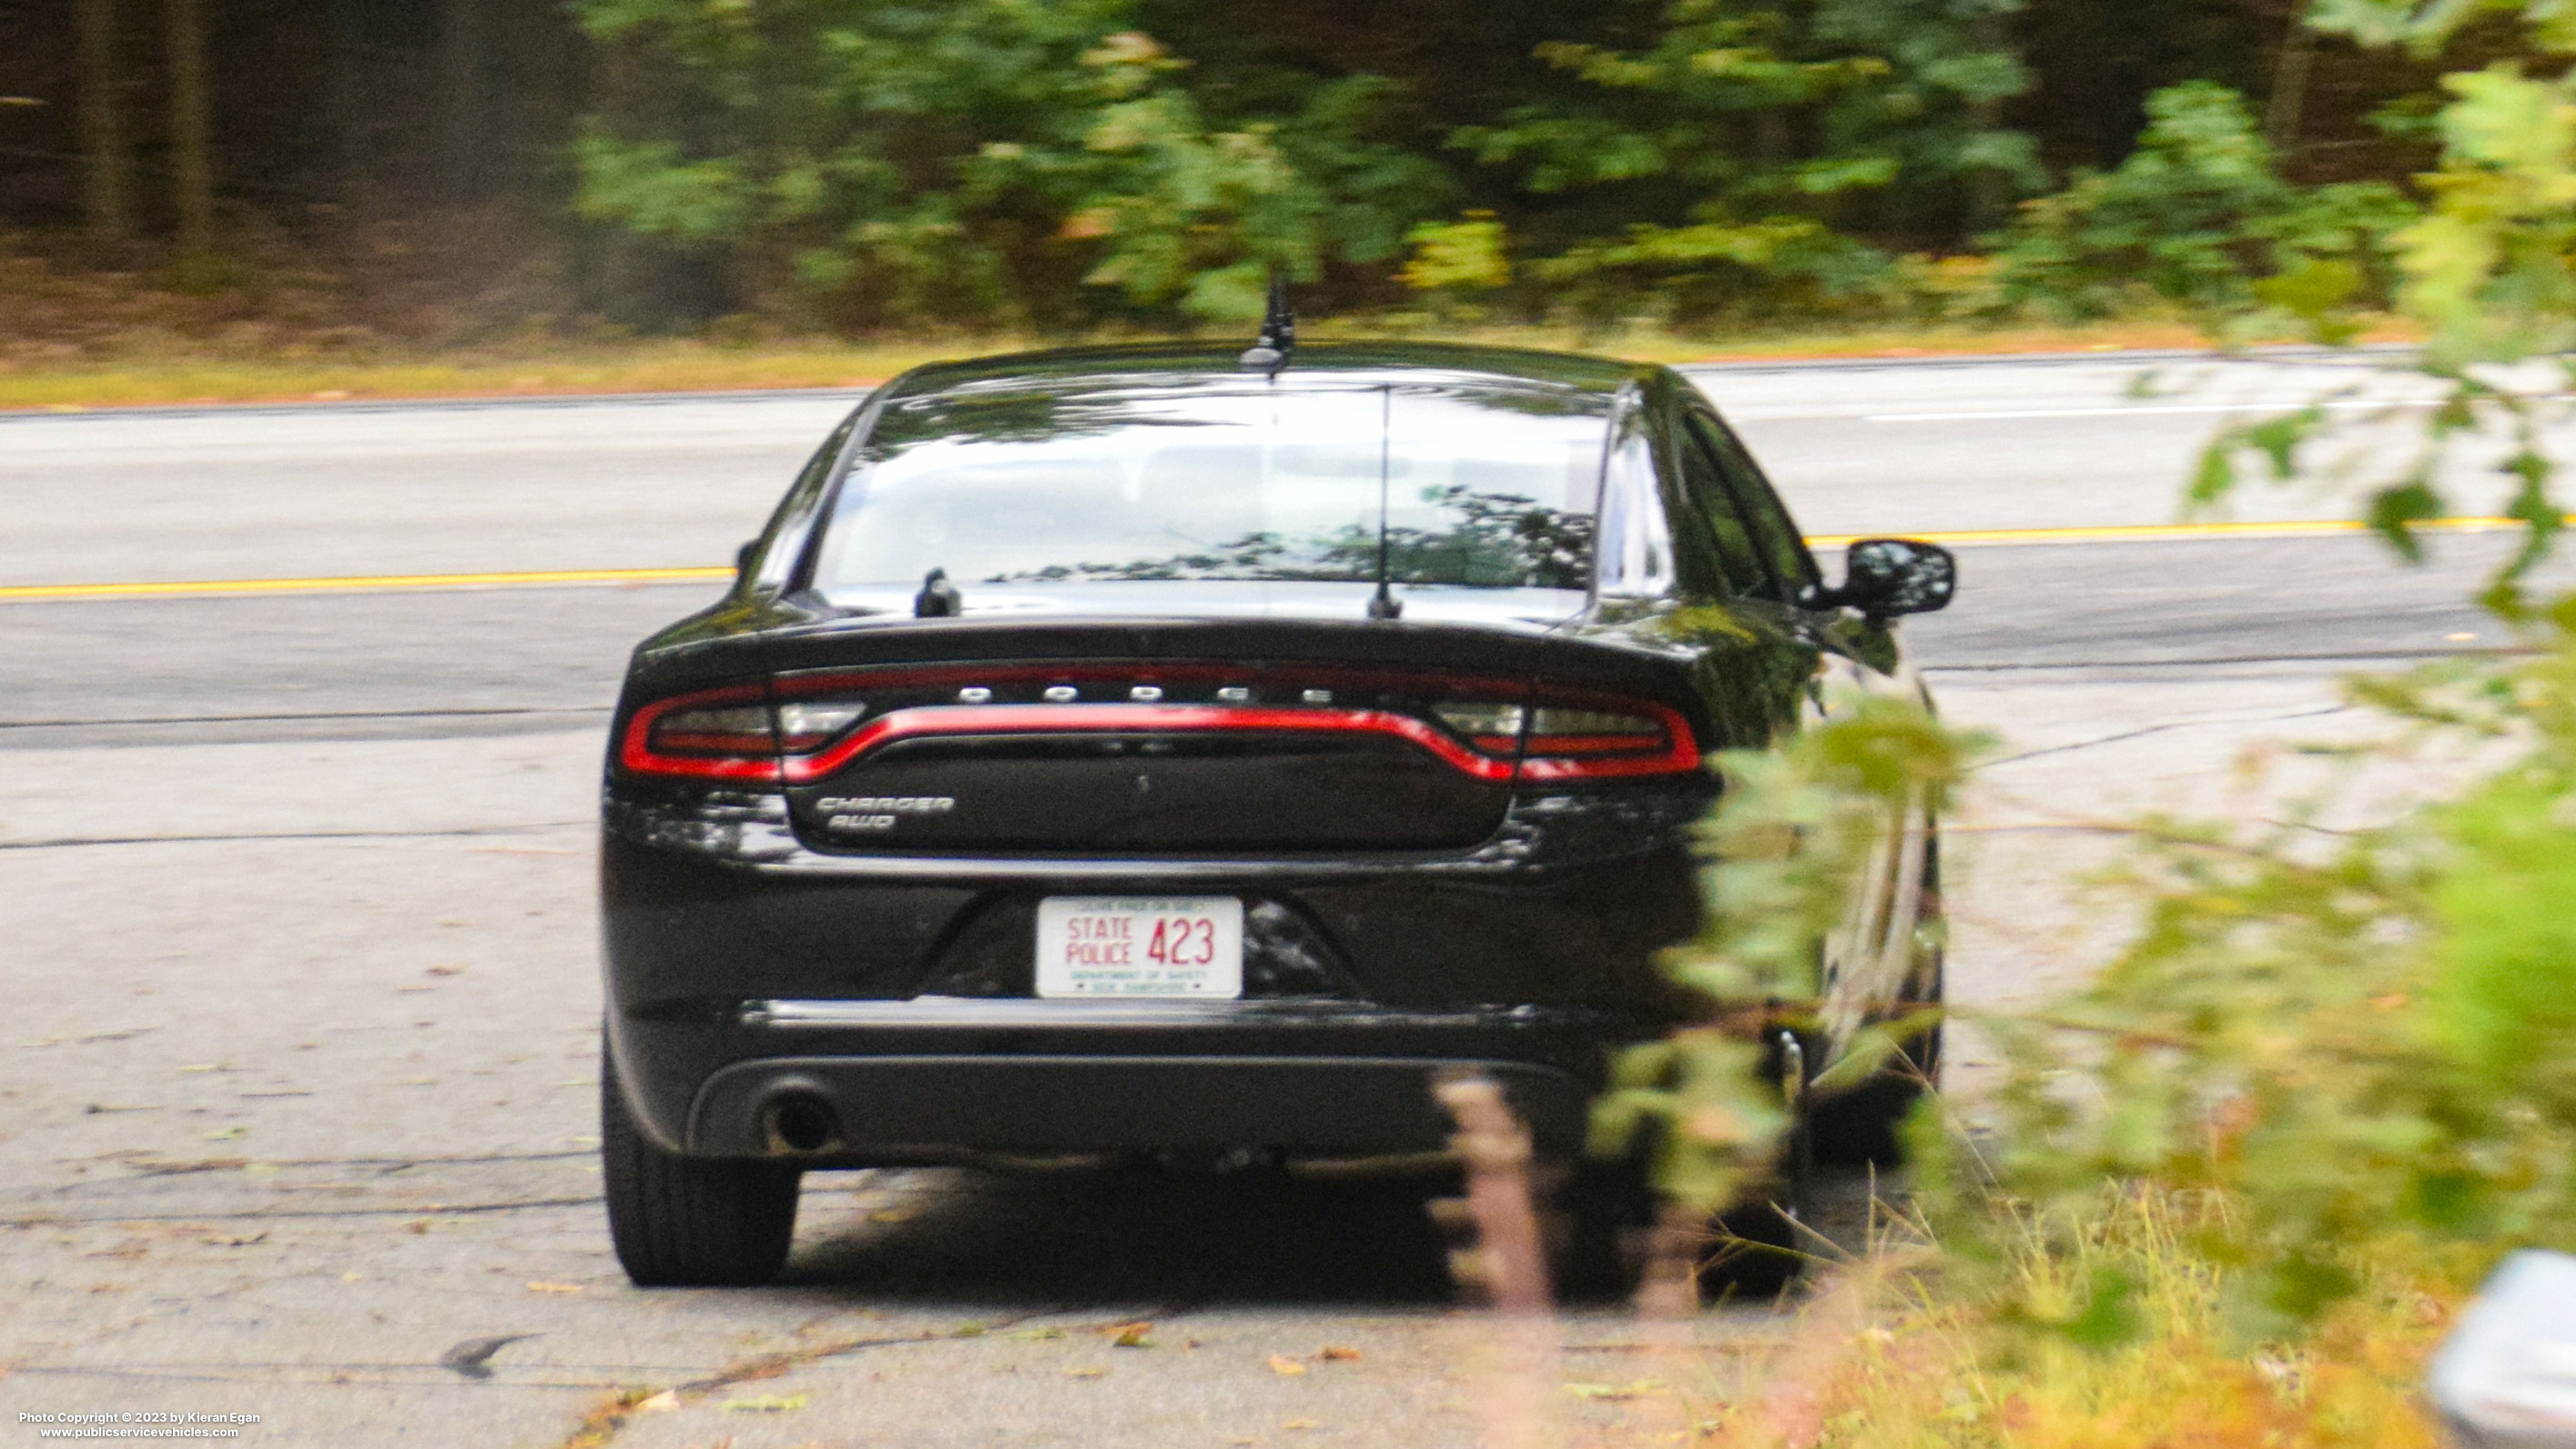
[0,317,2413,413]
[1725,1191,2457,1449]
[0,222,2423,410]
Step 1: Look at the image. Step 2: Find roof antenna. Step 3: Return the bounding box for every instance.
[1367,385,1403,620]
[1238,269,1293,375]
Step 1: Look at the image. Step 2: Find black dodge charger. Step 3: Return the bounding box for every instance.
[598,336,1953,1287]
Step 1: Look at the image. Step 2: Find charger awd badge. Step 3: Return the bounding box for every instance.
[816,795,956,833]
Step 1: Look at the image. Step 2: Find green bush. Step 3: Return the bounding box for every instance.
[1945,633,2576,1339]
[1987,81,2416,339]
[569,0,2038,331]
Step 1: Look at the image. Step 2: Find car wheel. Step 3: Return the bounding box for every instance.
[601,1044,803,1287]
[1705,1198,1804,1300]
[1551,1154,1657,1302]
[1552,1171,1808,1303]
[1807,837,1944,1168]
[1552,1110,1810,1305]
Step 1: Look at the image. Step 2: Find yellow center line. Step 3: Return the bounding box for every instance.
[0,565,736,603]
[0,514,2555,603]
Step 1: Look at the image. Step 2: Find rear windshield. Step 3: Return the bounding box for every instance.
[808,381,1608,593]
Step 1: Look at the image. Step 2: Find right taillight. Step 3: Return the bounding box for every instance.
[1520,698,1699,780]
[1433,701,1525,755]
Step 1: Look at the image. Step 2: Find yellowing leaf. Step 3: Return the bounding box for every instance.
[525,1281,584,1293]
[1268,1353,1308,1375]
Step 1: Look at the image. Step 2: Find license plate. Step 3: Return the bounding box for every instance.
[1034,896,1244,999]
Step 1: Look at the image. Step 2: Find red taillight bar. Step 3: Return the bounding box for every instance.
[779,704,1518,784]
[620,680,1702,784]
[619,685,782,783]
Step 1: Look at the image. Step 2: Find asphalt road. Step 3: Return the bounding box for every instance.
[0,353,2537,1448]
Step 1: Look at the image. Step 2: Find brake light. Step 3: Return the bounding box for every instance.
[1528,706,1665,753]
[1519,699,1699,780]
[1437,695,1700,777]
[620,672,1699,784]
[621,686,782,782]
[650,705,773,755]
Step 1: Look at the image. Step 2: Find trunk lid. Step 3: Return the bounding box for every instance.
[758,612,1699,856]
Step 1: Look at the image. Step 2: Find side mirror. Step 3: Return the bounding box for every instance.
[1810,538,1955,619]
[735,539,760,578]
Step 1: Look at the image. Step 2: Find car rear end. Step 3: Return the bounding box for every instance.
[600,351,1736,1262]
[604,605,1722,1151]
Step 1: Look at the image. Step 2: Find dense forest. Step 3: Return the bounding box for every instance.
[0,0,2522,336]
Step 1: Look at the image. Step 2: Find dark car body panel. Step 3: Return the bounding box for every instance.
[600,341,1927,1164]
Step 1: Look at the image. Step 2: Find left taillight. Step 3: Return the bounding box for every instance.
[775,700,868,750]
[620,688,873,781]
[621,687,782,782]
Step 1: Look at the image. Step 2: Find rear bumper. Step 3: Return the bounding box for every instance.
[689,1054,1587,1158]
[607,998,1639,1161]
[601,785,1712,1163]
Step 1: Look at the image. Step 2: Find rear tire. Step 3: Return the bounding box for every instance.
[1552,1155,1657,1302]
[1705,1198,1804,1301]
[601,1044,803,1287]
[1551,1168,1808,1303]
[1552,1099,1811,1305]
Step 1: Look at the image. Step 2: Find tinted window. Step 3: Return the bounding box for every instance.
[1689,410,1818,600]
[1674,413,1766,596]
[751,410,861,588]
[810,382,1607,595]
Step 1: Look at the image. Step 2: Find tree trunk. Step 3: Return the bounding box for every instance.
[2265,22,2316,165]
[76,0,132,244]
[1964,8,2012,237]
[165,0,214,257]
[440,0,486,201]
[324,0,364,201]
